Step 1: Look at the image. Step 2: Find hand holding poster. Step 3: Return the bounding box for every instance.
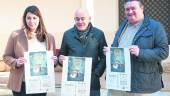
[106,47,131,91]
[61,56,92,96]
[24,51,55,94]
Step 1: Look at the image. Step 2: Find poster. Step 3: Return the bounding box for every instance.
[61,56,92,96]
[106,47,131,91]
[24,51,55,94]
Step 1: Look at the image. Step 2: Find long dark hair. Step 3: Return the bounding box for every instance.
[22,5,47,42]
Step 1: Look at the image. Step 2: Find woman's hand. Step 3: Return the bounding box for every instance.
[51,56,58,65]
[58,55,65,65]
[16,57,26,67]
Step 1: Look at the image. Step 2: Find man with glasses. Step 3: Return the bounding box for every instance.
[58,8,107,96]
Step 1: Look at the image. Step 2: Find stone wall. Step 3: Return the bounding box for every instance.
[161,45,170,91]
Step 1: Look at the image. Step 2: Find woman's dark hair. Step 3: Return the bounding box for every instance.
[22,5,47,42]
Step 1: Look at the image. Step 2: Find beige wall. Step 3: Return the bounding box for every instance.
[94,0,119,46]
[0,0,119,59]
[0,0,81,59]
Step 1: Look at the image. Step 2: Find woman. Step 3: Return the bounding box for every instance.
[3,5,57,96]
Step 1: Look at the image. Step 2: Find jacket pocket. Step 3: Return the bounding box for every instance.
[136,60,159,73]
[136,32,153,48]
[134,70,162,90]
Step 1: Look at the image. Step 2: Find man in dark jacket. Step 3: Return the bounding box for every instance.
[104,0,169,96]
[59,9,107,96]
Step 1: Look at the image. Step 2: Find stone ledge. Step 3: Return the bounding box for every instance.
[163,63,170,73]
[0,77,8,84]
[162,73,170,91]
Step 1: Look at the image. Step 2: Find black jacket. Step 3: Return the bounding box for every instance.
[59,23,107,90]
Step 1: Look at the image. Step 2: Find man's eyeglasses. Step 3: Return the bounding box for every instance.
[74,17,86,21]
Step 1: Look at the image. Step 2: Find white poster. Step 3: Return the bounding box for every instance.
[24,51,55,94]
[61,56,92,96]
[106,47,131,91]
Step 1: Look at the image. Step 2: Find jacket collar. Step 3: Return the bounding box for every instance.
[74,23,94,39]
[132,16,151,44]
[73,23,95,48]
[117,16,151,45]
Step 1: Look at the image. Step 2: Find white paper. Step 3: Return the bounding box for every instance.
[106,47,131,91]
[61,56,92,96]
[24,51,55,94]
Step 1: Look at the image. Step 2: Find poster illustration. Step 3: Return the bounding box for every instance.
[110,48,125,72]
[61,56,92,96]
[29,51,48,76]
[24,51,55,94]
[106,47,131,91]
[67,57,85,81]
